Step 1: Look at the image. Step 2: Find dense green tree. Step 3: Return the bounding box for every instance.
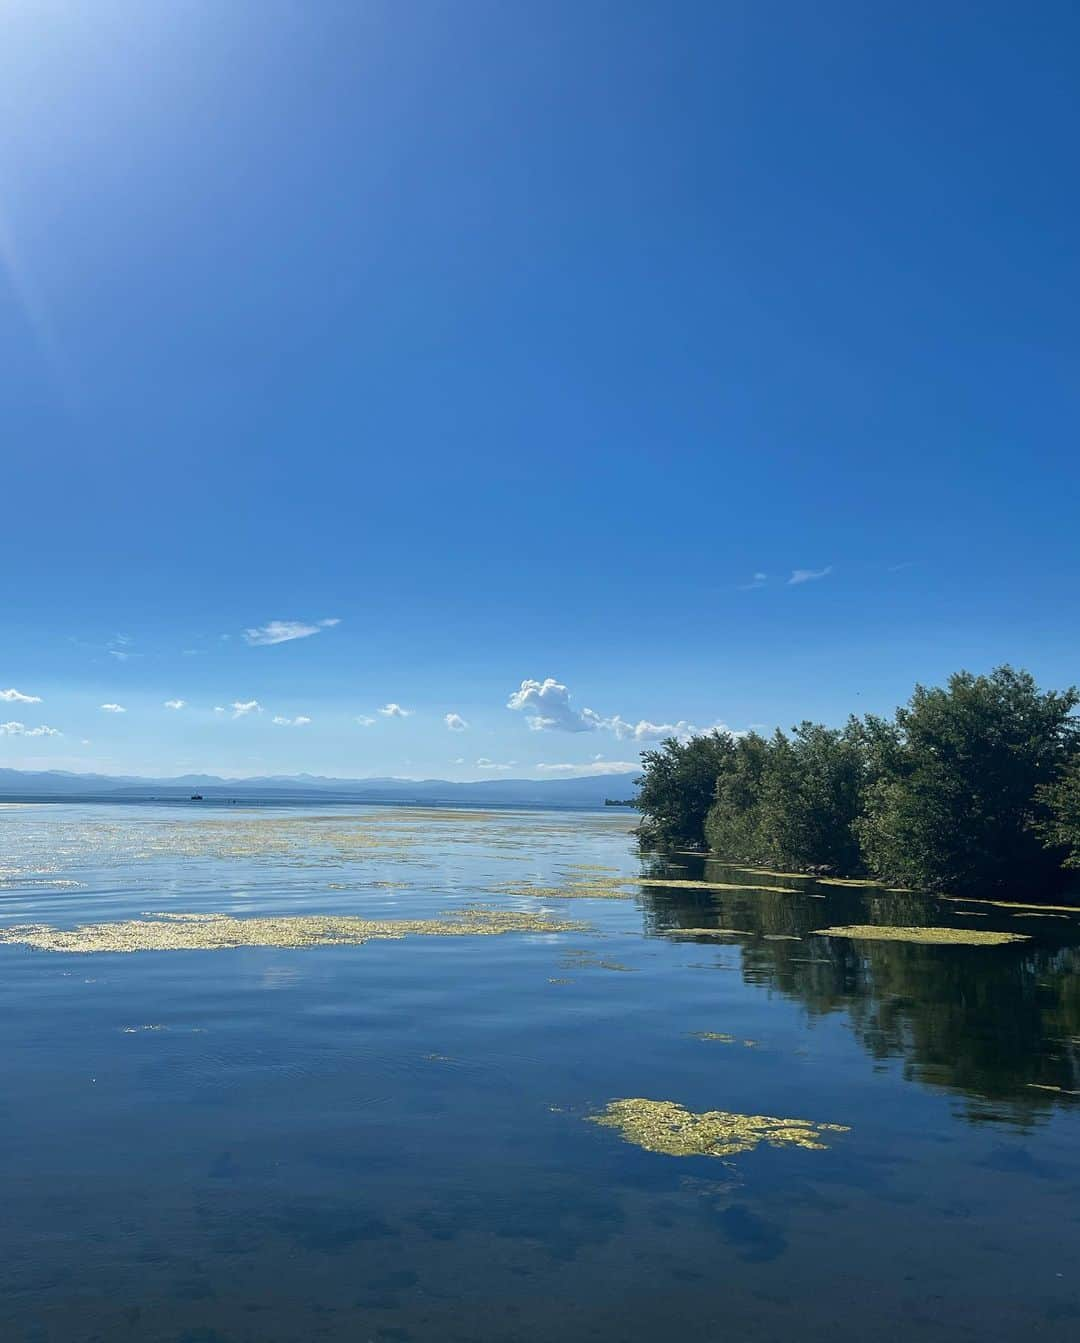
[856,667,1078,893]
[635,664,1079,895]
[1037,756,1080,869]
[634,730,736,848]
[704,720,875,872]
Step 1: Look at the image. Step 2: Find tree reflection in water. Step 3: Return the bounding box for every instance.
[636,857,1080,1122]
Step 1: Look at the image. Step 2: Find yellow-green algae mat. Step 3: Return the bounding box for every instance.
[811,925,1028,946]
[589,1098,850,1158]
[0,908,587,954]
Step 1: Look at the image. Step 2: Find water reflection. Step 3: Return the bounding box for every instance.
[636,857,1080,1120]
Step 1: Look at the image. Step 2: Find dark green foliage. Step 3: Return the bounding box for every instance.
[704,720,876,872]
[634,665,1080,895]
[634,731,737,848]
[857,668,1078,893]
[1036,757,1080,869]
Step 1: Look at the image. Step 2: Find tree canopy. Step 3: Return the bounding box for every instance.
[633,666,1080,896]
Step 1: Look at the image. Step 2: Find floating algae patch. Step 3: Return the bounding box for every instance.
[588,1098,850,1158]
[502,880,634,901]
[942,896,1080,915]
[626,878,804,894]
[0,908,587,955]
[689,1031,736,1043]
[733,868,813,880]
[664,927,753,940]
[811,925,1029,947]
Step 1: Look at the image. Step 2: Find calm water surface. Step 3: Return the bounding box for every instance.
[2,802,1079,1342]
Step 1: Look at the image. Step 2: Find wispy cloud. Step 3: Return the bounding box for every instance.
[213,706,226,714]
[272,715,312,727]
[355,715,376,727]
[231,700,262,718]
[0,721,61,737]
[100,703,126,713]
[887,561,915,573]
[444,712,468,731]
[243,618,341,646]
[0,688,41,704]
[788,566,833,585]
[379,703,413,718]
[163,699,187,710]
[107,634,135,661]
[476,757,516,771]
[537,760,639,776]
[738,572,769,591]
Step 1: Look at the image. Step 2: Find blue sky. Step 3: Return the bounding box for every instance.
[2,0,1078,780]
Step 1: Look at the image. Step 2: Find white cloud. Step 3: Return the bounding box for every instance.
[163,699,187,710]
[213,706,226,714]
[379,703,413,718]
[231,700,262,718]
[100,703,126,713]
[537,760,639,776]
[507,678,596,733]
[599,715,701,743]
[0,688,41,704]
[738,572,768,590]
[476,757,515,771]
[506,676,733,746]
[444,712,468,731]
[243,618,341,646]
[788,566,833,585]
[272,715,312,726]
[1,721,61,736]
[107,634,135,661]
[355,715,376,727]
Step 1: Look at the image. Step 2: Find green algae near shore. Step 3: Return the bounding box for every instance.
[588,1097,850,1158]
[0,908,587,955]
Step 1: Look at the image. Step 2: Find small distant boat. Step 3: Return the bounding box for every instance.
[190,793,203,801]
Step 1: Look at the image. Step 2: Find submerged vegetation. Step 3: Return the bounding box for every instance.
[635,667,1080,897]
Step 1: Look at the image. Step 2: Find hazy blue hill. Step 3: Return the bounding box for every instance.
[0,768,639,807]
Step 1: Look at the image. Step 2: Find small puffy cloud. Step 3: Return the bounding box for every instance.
[476,757,515,771]
[1,688,41,704]
[788,566,833,585]
[537,761,639,776]
[444,712,468,732]
[213,706,226,714]
[1,721,62,737]
[602,716,700,743]
[507,678,595,733]
[231,700,262,717]
[355,715,376,727]
[272,715,312,726]
[163,699,187,710]
[507,676,721,746]
[243,618,341,646]
[100,703,126,713]
[379,703,413,718]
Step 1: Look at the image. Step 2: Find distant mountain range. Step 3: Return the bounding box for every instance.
[0,767,641,807]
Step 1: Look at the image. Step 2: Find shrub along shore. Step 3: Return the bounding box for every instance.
[633,667,1080,898]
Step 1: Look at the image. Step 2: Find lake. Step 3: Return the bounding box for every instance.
[2,802,1079,1342]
